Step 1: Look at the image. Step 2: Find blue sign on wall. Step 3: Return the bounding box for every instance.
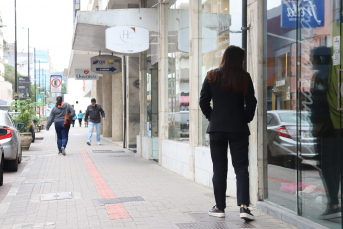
[281,0,325,28]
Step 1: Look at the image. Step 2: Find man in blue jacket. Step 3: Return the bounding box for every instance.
[85,98,105,145]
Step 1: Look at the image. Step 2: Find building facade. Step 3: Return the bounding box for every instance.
[68,1,340,228]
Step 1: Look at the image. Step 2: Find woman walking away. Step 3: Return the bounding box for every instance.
[200,46,257,220]
[71,105,77,127]
[78,110,83,127]
[46,96,75,156]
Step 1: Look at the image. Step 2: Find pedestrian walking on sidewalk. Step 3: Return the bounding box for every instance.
[200,45,257,220]
[83,110,88,127]
[78,110,83,127]
[71,105,77,127]
[46,96,75,156]
[85,98,105,145]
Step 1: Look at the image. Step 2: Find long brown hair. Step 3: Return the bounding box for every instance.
[56,96,63,107]
[207,45,249,96]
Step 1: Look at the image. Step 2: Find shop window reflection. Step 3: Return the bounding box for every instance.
[166,0,190,142]
[199,0,239,146]
[265,0,343,227]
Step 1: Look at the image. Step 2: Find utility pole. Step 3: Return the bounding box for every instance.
[39,60,41,119]
[14,0,17,106]
[34,48,36,112]
[28,28,30,98]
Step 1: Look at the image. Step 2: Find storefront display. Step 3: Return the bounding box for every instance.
[198,0,242,146]
[264,0,343,227]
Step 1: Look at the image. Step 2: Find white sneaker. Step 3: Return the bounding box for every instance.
[87,141,91,146]
[97,142,101,145]
[61,147,66,156]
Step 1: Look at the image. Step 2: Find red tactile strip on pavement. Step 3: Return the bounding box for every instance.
[80,150,130,220]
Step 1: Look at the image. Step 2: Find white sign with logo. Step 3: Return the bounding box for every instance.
[90,55,122,75]
[75,69,98,80]
[106,26,149,53]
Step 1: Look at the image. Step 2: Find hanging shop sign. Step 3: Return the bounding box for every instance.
[18,76,30,99]
[106,26,149,53]
[36,94,43,106]
[281,0,324,28]
[50,75,62,93]
[178,27,217,53]
[90,55,122,75]
[75,69,99,80]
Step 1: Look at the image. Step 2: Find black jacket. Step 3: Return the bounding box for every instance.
[199,71,257,135]
[85,104,105,123]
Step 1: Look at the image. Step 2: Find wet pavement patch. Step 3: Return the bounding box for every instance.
[41,192,72,201]
[96,196,145,206]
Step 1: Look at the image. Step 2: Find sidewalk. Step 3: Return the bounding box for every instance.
[0,126,297,229]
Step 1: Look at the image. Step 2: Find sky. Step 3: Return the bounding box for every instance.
[0,0,74,71]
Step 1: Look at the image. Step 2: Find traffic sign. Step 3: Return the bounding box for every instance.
[90,55,122,75]
[51,75,62,93]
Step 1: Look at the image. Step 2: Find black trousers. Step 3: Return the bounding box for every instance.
[210,132,250,210]
[78,118,82,126]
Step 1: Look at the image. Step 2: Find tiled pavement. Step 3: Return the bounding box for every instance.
[0,125,298,229]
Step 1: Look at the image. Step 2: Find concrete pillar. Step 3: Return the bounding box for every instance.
[139,52,148,157]
[158,0,169,166]
[91,80,97,98]
[126,57,140,148]
[96,76,103,134]
[112,72,123,141]
[188,0,201,181]
[102,75,112,137]
[247,0,264,205]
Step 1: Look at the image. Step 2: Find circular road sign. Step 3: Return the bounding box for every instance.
[51,78,61,88]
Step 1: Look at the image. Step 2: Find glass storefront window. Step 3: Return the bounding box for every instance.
[264,0,343,227]
[198,0,242,146]
[166,0,190,142]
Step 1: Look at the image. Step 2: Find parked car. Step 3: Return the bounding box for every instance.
[0,111,23,172]
[0,144,4,186]
[266,110,317,166]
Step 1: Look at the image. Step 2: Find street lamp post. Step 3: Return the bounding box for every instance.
[28,28,30,98]
[34,48,36,112]
[14,0,18,106]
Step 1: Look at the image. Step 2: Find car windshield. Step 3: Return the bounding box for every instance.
[278,113,310,124]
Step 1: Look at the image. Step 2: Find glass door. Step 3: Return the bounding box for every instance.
[147,63,159,160]
[298,0,342,228]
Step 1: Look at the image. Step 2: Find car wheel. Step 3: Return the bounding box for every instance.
[6,154,18,172]
[0,154,4,186]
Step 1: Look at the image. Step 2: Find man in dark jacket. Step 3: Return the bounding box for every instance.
[85,98,105,145]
